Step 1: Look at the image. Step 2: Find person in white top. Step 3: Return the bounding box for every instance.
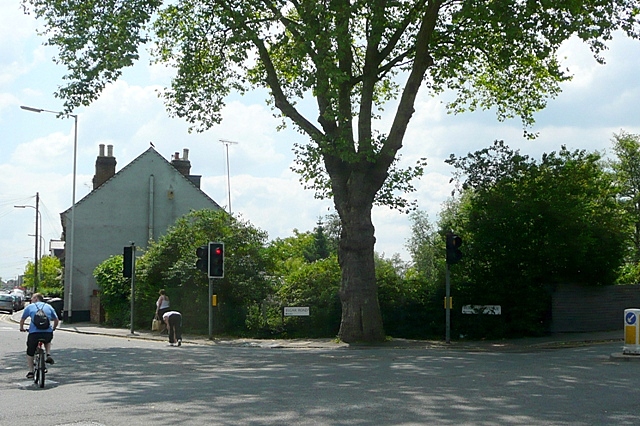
[155,289,170,333]
[162,311,182,346]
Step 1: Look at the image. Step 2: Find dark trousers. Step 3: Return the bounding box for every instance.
[167,313,182,343]
[26,332,53,356]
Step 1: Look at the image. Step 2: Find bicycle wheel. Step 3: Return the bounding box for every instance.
[33,351,40,385]
[36,347,45,388]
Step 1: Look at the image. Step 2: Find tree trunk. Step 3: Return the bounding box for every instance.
[336,199,385,343]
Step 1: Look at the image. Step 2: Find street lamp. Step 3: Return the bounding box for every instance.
[21,105,78,322]
[14,192,40,293]
[219,139,238,214]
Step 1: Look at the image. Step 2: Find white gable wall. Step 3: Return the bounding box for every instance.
[61,149,222,322]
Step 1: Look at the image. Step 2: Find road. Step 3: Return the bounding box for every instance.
[1,314,639,425]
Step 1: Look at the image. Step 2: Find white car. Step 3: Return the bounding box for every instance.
[9,290,25,310]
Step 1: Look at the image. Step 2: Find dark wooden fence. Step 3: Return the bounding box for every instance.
[551,283,640,332]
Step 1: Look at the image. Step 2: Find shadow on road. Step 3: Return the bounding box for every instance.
[4,339,638,425]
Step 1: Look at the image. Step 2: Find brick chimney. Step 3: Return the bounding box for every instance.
[93,144,117,189]
[171,148,202,188]
[171,148,192,177]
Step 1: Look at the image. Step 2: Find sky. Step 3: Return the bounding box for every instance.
[1,2,639,281]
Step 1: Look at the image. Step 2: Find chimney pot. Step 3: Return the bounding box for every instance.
[107,144,113,157]
[183,148,189,161]
[99,144,105,157]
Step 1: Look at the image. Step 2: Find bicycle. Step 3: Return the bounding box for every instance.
[33,338,47,388]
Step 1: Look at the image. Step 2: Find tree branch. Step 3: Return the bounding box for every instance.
[375,0,441,182]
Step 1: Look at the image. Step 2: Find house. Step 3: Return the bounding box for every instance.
[60,145,223,322]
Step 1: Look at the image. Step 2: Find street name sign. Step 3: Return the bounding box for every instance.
[284,307,310,316]
[462,305,502,315]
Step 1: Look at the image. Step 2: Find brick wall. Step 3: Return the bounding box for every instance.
[551,283,640,332]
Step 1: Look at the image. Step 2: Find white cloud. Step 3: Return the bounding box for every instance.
[204,172,334,241]
[0,3,37,53]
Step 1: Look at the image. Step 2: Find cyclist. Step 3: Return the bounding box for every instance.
[19,293,59,379]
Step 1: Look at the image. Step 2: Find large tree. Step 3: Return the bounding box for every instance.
[22,0,639,341]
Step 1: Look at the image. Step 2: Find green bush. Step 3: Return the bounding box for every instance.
[134,209,272,334]
[273,256,341,337]
[93,255,130,327]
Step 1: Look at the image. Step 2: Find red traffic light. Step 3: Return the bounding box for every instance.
[208,242,224,278]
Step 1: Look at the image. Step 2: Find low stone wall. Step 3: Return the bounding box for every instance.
[551,283,640,333]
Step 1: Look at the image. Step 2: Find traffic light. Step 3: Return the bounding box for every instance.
[209,242,224,278]
[196,245,209,272]
[446,232,463,264]
[123,245,134,277]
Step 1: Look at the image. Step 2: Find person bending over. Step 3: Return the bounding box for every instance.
[162,311,182,346]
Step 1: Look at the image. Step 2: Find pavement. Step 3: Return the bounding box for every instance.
[10,310,635,355]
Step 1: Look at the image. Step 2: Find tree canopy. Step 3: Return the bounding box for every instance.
[445,141,627,335]
[22,0,640,341]
[23,255,63,297]
[610,132,640,258]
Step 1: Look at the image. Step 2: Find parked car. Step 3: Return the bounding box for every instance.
[10,289,25,297]
[11,294,24,311]
[0,294,14,314]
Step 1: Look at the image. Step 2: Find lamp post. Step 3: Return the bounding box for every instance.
[21,105,77,322]
[219,139,238,214]
[14,192,40,293]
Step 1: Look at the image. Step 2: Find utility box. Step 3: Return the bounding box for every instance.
[623,309,640,355]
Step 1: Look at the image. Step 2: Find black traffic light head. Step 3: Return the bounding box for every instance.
[446,232,463,264]
[209,242,224,278]
[123,245,134,278]
[196,245,208,272]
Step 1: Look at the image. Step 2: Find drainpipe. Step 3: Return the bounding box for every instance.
[148,175,154,242]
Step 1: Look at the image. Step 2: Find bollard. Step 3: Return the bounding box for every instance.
[623,309,640,355]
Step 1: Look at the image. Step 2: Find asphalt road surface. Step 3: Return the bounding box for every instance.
[1,314,639,425]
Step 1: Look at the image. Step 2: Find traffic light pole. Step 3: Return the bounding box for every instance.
[128,242,136,336]
[445,263,451,344]
[445,231,462,343]
[208,277,213,339]
[198,242,224,339]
